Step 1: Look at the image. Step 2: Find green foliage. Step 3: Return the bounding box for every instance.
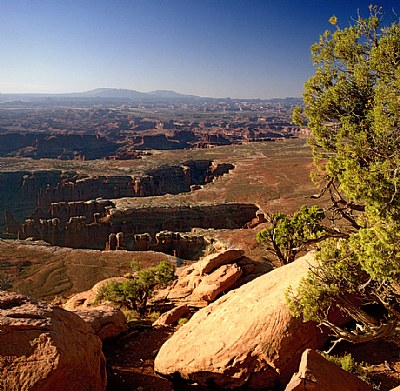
[320,352,357,373]
[293,6,400,219]
[288,6,400,344]
[122,309,140,323]
[178,317,189,325]
[96,261,175,316]
[256,205,327,265]
[286,238,367,323]
[319,351,374,385]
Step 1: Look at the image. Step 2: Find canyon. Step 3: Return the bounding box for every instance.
[1,140,314,257]
[1,159,261,255]
[1,137,398,390]
[0,138,316,299]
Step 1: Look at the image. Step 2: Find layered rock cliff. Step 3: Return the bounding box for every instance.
[19,203,259,252]
[1,160,233,231]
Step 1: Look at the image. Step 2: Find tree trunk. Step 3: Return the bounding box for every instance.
[336,295,380,327]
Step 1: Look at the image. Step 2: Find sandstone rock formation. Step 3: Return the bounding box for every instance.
[190,263,242,302]
[285,349,373,391]
[153,304,191,327]
[153,249,245,306]
[193,249,244,274]
[63,277,129,340]
[19,202,258,251]
[0,291,107,391]
[63,276,128,310]
[154,252,328,389]
[73,305,128,341]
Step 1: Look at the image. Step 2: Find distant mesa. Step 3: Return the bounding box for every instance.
[77,88,147,99]
[0,87,301,104]
[147,89,199,98]
[0,87,203,103]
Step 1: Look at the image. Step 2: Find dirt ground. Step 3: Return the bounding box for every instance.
[103,323,211,391]
[103,323,400,391]
[104,325,174,391]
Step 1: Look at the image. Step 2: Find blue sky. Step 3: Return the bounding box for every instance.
[0,0,398,98]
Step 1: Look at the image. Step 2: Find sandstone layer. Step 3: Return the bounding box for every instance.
[63,277,129,340]
[154,252,327,389]
[0,240,177,299]
[72,305,128,341]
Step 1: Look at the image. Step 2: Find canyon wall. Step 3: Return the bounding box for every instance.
[0,170,75,228]
[18,203,259,253]
[3,160,245,256]
[1,160,233,230]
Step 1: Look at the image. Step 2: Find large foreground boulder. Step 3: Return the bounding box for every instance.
[0,291,107,391]
[155,252,327,389]
[285,349,373,391]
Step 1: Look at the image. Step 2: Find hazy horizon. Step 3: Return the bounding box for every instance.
[0,86,301,100]
[0,0,397,99]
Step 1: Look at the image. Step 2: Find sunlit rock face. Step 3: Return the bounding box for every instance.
[155,252,328,390]
[0,291,107,391]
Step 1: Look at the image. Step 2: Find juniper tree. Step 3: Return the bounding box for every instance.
[277,6,400,346]
[257,206,331,265]
[96,260,175,316]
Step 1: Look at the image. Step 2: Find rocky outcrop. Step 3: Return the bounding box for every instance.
[0,159,233,232]
[73,305,128,341]
[33,160,232,210]
[285,349,373,391]
[154,249,245,306]
[153,304,191,327]
[106,203,259,237]
[0,291,107,391]
[63,276,128,310]
[4,210,20,235]
[63,277,129,341]
[193,249,244,274]
[19,203,258,251]
[154,252,327,389]
[190,264,243,302]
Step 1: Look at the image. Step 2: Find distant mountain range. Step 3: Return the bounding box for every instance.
[0,88,201,103]
[0,87,301,104]
[70,88,200,99]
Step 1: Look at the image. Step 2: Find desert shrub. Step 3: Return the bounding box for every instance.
[96,260,175,316]
[320,352,357,373]
[256,205,331,265]
[147,311,161,323]
[178,317,189,325]
[319,352,374,385]
[122,309,140,323]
